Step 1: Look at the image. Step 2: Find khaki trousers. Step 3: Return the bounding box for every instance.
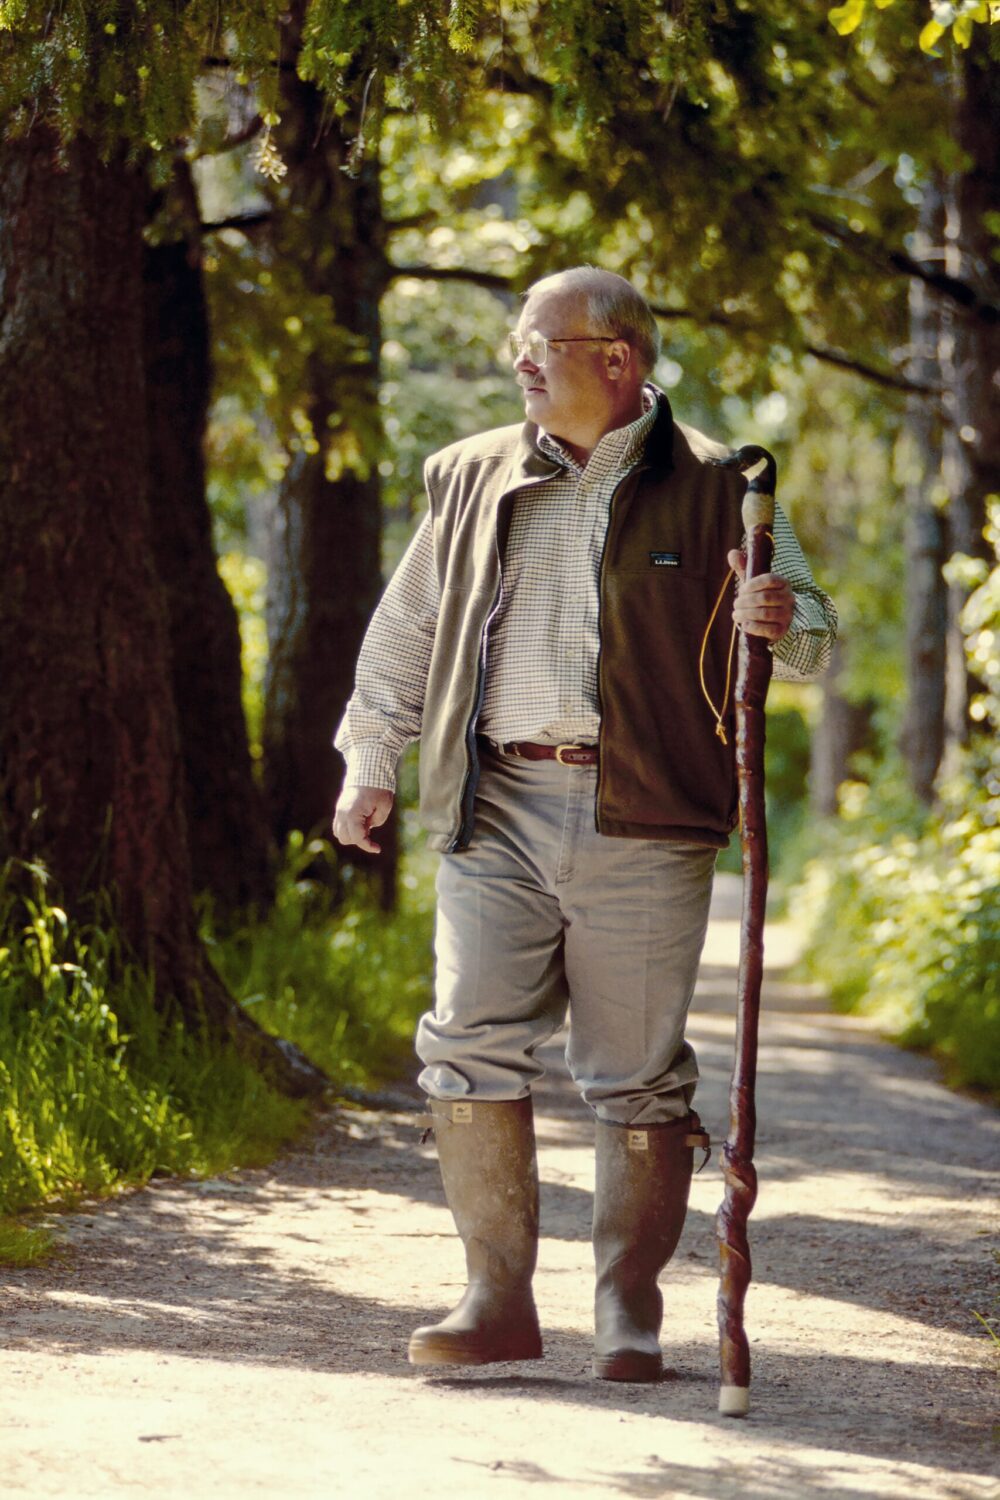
[416,746,717,1125]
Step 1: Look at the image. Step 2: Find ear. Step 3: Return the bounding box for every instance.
[605,340,632,380]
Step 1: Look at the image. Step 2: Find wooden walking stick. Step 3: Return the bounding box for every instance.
[712,445,776,1418]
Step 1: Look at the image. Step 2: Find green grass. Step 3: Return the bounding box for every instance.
[204,829,435,1088]
[0,838,436,1266]
[0,858,311,1262]
[0,1215,61,1266]
[971,1247,1000,1367]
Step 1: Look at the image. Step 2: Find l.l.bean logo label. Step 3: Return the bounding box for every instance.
[649,552,682,568]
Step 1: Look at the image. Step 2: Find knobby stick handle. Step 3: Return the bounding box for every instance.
[714,448,775,1418]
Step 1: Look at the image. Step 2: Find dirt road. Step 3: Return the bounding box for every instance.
[2,876,997,1499]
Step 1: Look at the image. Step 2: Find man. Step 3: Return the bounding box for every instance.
[333,267,836,1382]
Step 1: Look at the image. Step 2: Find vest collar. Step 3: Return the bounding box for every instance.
[507,385,675,491]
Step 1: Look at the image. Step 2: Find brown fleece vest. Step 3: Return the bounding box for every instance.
[417,391,746,852]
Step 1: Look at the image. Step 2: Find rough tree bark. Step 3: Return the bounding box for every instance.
[941,37,1000,762]
[261,8,396,907]
[900,176,948,804]
[0,128,322,1096]
[144,158,275,922]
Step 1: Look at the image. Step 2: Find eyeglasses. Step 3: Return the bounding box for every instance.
[507,330,620,367]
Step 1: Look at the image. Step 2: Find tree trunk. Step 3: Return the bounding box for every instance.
[941,37,1000,762]
[261,14,395,906]
[0,128,323,1096]
[810,640,875,818]
[899,176,947,803]
[144,159,275,922]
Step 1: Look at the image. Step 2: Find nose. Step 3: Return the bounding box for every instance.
[514,347,538,374]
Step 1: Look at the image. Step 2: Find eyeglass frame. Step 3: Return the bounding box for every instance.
[507,330,622,367]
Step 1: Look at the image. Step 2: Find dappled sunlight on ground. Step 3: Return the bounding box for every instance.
[1,877,996,1499]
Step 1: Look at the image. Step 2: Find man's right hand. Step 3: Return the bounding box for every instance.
[332,786,395,854]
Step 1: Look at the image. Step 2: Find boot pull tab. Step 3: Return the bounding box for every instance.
[417,1100,473,1144]
[689,1116,710,1170]
[628,1123,710,1172]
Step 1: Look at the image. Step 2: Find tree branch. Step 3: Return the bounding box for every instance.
[384,277,937,393]
[201,210,273,237]
[648,302,757,334]
[806,210,1000,324]
[648,302,938,395]
[202,55,298,72]
[193,114,265,159]
[482,56,554,103]
[802,342,939,397]
[385,210,440,233]
[387,264,516,293]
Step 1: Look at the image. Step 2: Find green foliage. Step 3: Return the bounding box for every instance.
[205,227,375,462]
[761,697,814,859]
[828,1,998,54]
[771,362,904,711]
[797,771,1000,1097]
[189,0,953,568]
[0,1,485,160]
[205,829,434,1088]
[4,1,950,399]
[217,550,268,760]
[380,277,522,537]
[958,497,1000,739]
[0,0,237,164]
[0,858,309,1234]
[795,482,1000,1101]
[716,693,814,876]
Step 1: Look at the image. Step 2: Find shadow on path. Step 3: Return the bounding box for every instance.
[4,876,996,1493]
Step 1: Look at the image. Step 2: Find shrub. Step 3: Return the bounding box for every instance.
[0,859,308,1233]
[717,697,813,876]
[798,771,1000,1097]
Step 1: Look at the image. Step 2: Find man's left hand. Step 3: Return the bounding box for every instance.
[727,549,794,642]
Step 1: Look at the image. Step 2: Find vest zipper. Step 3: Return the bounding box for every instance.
[446,575,501,853]
[447,478,553,852]
[595,466,649,833]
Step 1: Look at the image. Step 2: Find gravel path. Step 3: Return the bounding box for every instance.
[2,875,997,1499]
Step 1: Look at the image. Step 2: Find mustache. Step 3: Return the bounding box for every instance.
[517,378,546,390]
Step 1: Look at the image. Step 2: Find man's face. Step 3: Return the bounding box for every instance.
[513,288,617,444]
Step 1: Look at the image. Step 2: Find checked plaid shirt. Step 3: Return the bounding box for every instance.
[335,390,837,792]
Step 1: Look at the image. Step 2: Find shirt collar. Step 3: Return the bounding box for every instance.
[537,384,658,475]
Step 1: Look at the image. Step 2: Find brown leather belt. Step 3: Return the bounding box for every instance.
[490,739,599,767]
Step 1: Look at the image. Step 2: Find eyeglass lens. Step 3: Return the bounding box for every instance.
[508,331,548,366]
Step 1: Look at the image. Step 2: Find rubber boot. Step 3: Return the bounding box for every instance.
[408,1097,543,1367]
[592,1112,708,1382]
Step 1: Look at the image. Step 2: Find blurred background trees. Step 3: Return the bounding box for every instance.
[0,0,996,1147]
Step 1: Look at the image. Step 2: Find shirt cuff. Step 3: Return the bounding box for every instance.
[340,743,400,793]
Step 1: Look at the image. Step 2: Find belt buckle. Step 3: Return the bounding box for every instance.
[555,743,582,766]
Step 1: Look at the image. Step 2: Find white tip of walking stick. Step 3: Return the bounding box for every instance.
[719,1384,750,1417]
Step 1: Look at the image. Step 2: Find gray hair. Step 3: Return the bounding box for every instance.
[524,266,661,378]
